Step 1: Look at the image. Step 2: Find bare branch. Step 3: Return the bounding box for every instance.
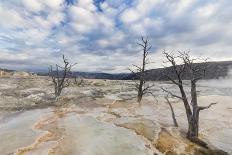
[198,102,217,111]
[129,37,153,103]
[162,50,216,140]
[165,96,178,127]
[162,74,180,86]
[132,64,143,71]
[161,87,183,100]
[49,54,76,98]
[147,91,158,104]
[137,43,145,48]
[143,83,155,94]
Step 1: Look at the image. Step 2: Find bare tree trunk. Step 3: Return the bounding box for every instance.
[130,37,154,104]
[187,80,199,138]
[187,112,199,139]
[162,51,216,147]
[179,84,192,124]
[137,38,146,104]
[49,55,76,98]
[165,97,178,127]
[56,87,62,97]
[179,82,199,139]
[137,80,143,103]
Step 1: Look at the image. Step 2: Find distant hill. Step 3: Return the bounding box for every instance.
[38,71,129,80]
[123,61,232,81]
[71,72,129,80]
[37,61,232,80]
[0,68,14,72]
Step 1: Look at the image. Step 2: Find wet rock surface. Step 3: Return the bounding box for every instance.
[0,77,232,155]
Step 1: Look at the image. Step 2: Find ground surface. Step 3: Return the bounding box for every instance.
[0,77,231,155]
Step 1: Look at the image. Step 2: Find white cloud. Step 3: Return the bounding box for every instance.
[47,12,64,25]
[0,51,28,62]
[196,3,218,18]
[68,2,116,34]
[78,0,96,11]
[121,9,140,23]
[171,0,195,17]
[0,0,232,72]
[42,0,63,10]
[120,0,159,24]
[22,0,43,12]
[0,6,24,28]
[24,28,49,42]
[69,6,97,33]
[23,0,63,12]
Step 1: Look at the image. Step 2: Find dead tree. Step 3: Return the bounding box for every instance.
[74,76,84,86]
[162,50,216,146]
[48,55,76,98]
[129,37,154,104]
[164,96,178,127]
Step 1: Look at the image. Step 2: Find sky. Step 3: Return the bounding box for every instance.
[0,0,231,73]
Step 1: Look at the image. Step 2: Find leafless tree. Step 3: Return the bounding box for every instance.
[129,37,154,104]
[162,50,216,146]
[164,95,178,127]
[48,55,76,98]
[74,76,84,86]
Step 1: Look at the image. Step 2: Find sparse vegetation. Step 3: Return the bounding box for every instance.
[164,96,178,127]
[1,1,231,154]
[162,50,217,146]
[48,55,76,98]
[0,39,231,155]
[129,37,155,104]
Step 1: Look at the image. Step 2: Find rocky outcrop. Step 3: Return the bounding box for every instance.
[0,70,13,77]
[12,71,33,77]
[0,69,35,78]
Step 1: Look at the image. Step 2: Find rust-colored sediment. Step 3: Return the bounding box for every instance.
[14,108,75,155]
[15,131,54,155]
[153,128,198,155]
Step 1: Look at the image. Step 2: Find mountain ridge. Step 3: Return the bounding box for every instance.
[23,61,232,80]
[124,61,232,80]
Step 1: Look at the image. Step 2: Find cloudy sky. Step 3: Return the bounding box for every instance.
[0,0,231,73]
